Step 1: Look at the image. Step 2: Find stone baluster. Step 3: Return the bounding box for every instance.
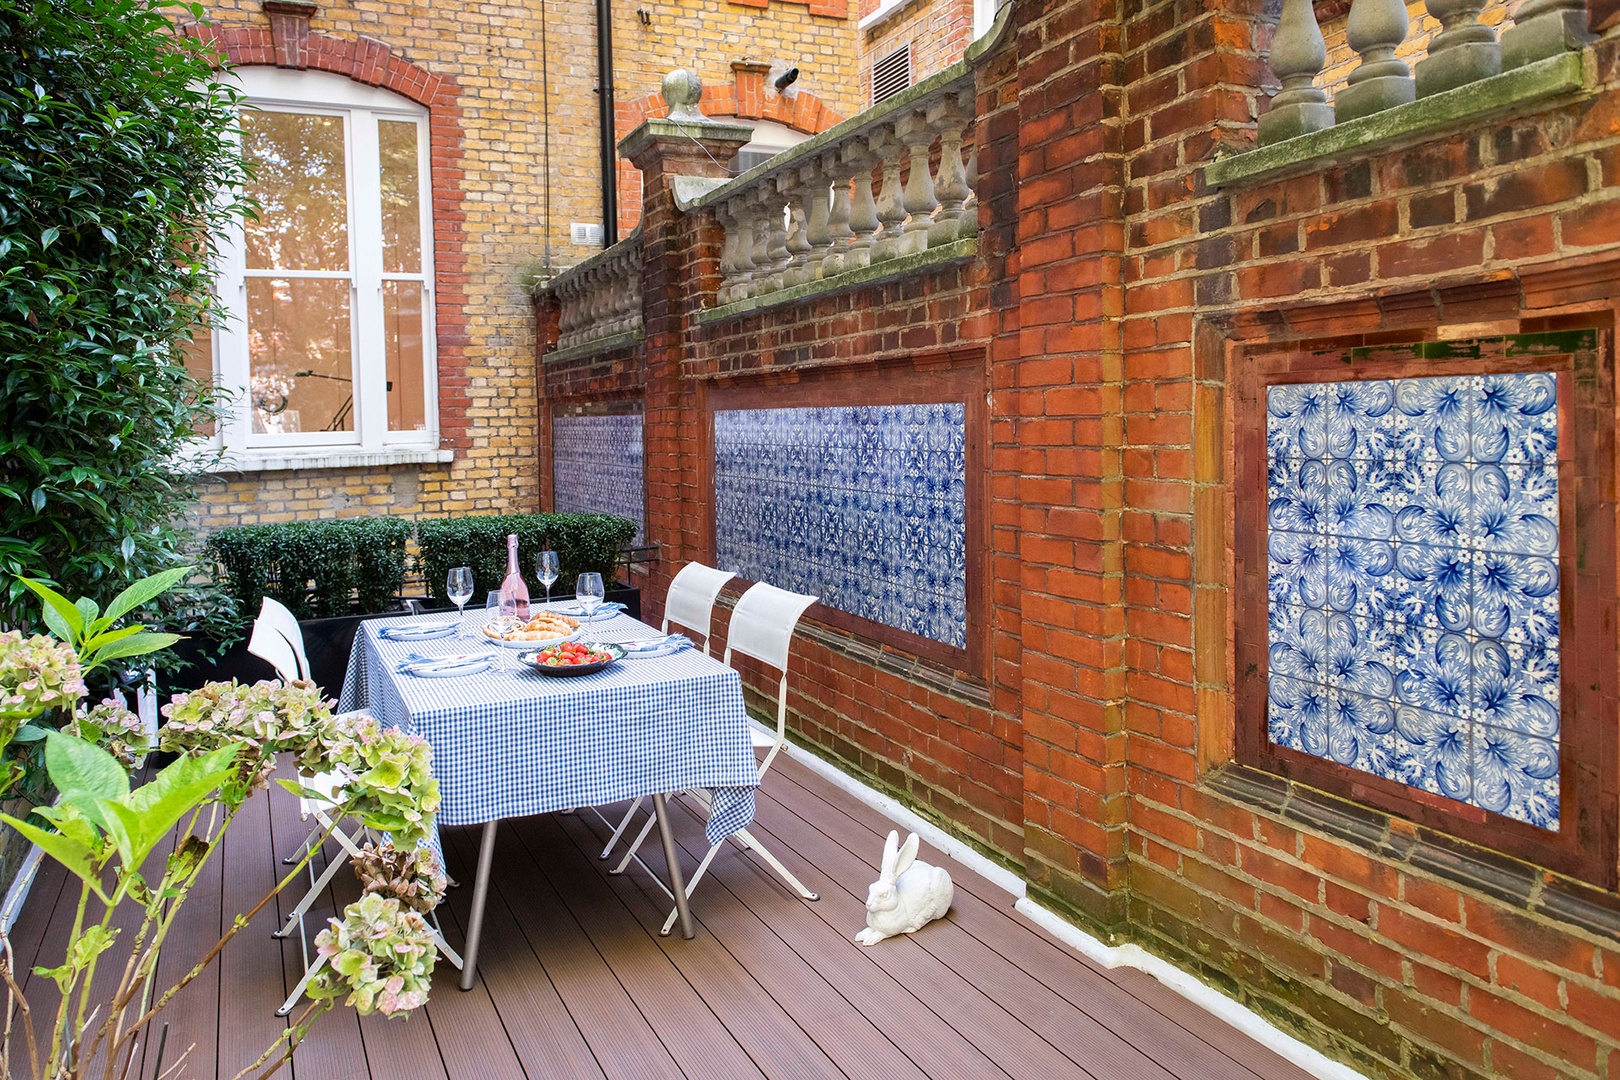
[581,269,600,341]
[556,279,575,347]
[768,176,795,291]
[801,161,834,280]
[728,196,759,299]
[927,90,973,247]
[716,205,744,305]
[613,265,633,335]
[784,204,813,288]
[870,125,906,263]
[1334,0,1415,123]
[1500,0,1594,69]
[846,137,881,271]
[1260,0,1334,143]
[960,139,980,239]
[749,194,772,295]
[1415,0,1500,96]
[896,111,938,257]
[821,153,856,279]
[754,187,787,295]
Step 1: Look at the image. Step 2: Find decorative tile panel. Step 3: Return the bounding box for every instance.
[714,403,968,648]
[552,410,645,545]
[1266,373,1561,830]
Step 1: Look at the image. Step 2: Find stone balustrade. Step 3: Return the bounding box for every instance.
[540,228,643,359]
[689,64,979,310]
[1259,0,1594,146]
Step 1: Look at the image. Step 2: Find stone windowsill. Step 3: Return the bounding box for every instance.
[199,446,456,474]
[1205,51,1587,189]
[696,237,978,326]
[543,329,645,365]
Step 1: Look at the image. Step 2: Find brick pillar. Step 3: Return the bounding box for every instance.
[1007,0,1131,930]
[620,113,752,627]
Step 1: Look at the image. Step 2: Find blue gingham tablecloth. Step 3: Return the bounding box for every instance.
[336,607,759,846]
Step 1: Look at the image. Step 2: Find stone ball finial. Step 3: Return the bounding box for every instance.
[661,69,707,122]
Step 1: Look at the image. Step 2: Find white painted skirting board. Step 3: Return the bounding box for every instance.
[765,727,1369,1080]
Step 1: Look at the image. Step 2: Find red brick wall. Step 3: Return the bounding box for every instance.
[541,0,1620,1074]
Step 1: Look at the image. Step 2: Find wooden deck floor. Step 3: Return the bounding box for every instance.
[10,755,1318,1080]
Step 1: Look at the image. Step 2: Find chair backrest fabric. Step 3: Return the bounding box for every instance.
[249,596,311,682]
[662,563,737,646]
[723,582,818,673]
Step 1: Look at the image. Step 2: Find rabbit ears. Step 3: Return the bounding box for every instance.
[880,830,921,879]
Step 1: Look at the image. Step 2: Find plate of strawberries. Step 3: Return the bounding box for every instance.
[520,640,625,677]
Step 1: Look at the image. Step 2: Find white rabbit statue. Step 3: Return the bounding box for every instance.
[855,830,954,946]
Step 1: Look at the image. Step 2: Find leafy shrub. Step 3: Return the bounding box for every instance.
[416,513,637,606]
[206,517,411,621]
[0,0,249,630]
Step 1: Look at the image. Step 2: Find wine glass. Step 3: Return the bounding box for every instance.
[537,550,559,608]
[486,588,517,670]
[575,572,604,639]
[446,567,474,638]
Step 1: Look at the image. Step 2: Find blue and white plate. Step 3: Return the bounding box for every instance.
[379,621,460,642]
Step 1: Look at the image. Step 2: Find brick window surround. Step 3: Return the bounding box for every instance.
[704,353,989,676]
[1232,329,1618,886]
[180,21,473,453]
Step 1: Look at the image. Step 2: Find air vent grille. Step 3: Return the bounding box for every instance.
[871,43,912,105]
[570,222,604,246]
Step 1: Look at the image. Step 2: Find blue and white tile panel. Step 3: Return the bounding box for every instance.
[1266,373,1561,830]
[714,403,968,648]
[552,410,645,545]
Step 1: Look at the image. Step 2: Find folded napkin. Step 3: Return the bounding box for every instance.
[395,652,492,675]
[616,634,693,659]
[546,601,629,616]
[379,621,460,641]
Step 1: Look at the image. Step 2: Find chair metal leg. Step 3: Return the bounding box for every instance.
[611,813,658,875]
[274,839,351,939]
[276,954,327,1017]
[458,820,499,991]
[599,796,645,859]
[282,821,319,865]
[736,826,820,900]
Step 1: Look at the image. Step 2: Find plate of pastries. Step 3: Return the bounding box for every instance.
[483,609,582,649]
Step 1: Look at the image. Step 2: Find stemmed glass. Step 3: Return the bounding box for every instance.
[447,567,474,638]
[575,572,604,640]
[537,551,559,608]
[486,588,517,670]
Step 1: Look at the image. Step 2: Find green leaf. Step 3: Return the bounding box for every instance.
[18,577,82,638]
[12,725,48,743]
[103,565,189,625]
[84,631,182,667]
[75,597,100,628]
[1,815,107,903]
[45,732,129,802]
[39,226,59,250]
[78,624,146,655]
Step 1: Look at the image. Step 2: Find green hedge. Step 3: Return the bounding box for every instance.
[416,513,636,607]
[206,517,411,621]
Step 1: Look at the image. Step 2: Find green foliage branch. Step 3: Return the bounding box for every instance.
[206,517,411,622]
[0,571,446,1079]
[0,0,250,632]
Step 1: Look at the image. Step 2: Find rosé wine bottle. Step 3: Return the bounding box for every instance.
[500,534,531,620]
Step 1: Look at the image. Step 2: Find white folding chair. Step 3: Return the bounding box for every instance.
[611,581,823,935]
[596,563,736,860]
[247,598,461,1015]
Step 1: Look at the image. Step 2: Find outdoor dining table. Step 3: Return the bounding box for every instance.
[336,604,761,989]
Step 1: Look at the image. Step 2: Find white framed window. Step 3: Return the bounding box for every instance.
[196,68,446,471]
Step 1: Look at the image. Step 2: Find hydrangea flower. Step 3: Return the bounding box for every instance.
[330,716,441,849]
[312,892,437,1019]
[0,630,86,731]
[65,699,149,771]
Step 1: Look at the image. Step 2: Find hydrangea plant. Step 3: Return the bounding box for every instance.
[351,840,448,915]
[62,698,148,771]
[329,716,442,849]
[311,892,438,1019]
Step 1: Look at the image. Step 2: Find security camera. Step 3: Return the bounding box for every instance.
[773,67,799,92]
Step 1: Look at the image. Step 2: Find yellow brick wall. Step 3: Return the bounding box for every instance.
[182,0,861,537]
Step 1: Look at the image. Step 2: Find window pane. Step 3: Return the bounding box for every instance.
[246,277,354,435]
[242,110,350,272]
[180,328,216,438]
[379,119,422,274]
[383,280,427,432]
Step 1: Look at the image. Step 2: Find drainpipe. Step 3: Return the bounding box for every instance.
[596,0,618,247]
